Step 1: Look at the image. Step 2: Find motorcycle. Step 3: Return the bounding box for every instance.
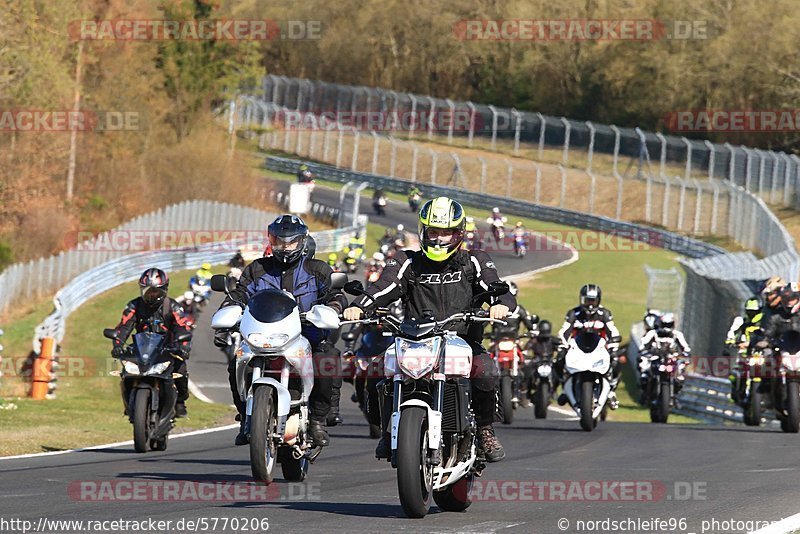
[732,345,767,427]
[189,276,212,308]
[298,169,316,192]
[525,339,556,419]
[561,328,612,431]
[490,335,525,424]
[344,279,510,518]
[374,195,388,216]
[227,267,243,280]
[768,330,800,433]
[639,343,686,423]
[210,272,348,483]
[344,249,365,274]
[464,229,481,252]
[408,193,421,212]
[513,234,528,258]
[486,216,506,243]
[103,329,191,452]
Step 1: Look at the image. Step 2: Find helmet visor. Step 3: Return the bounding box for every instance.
[269,233,305,252]
[581,295,600,308]
[142,286,167,305]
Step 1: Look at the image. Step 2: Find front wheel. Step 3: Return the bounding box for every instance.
[579,378,595,431]
[396,406,433,518]
[534,382,549,419]
[745,382,762,427]
[433,474,474,512]
[657,382,671,423]
[500,376,514,424]
[250,387,278,483]
[132,388,150,453]
[785,381,800,433]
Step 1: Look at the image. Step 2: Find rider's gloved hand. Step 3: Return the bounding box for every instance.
[111,345,125,358]
[489,304,509,320]
[343,307,363,321]
[213,329,231,348]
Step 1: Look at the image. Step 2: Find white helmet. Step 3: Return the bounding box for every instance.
[492,207,500,214]
[373,252,385,262]
[183,291,194,301]
[396,224,404,233]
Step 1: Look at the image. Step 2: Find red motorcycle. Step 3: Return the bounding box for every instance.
[491,336,525,424]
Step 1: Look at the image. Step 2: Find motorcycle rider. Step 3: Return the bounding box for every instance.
[758,283,800,348]
[488,281,537,341]
[637,312,691,404]
[511,221,529,255]
[213,214,346,447]
[297,163,313,183]
[408,185,422,211]
[343,232,366,272]
[464,216,480,251]
[643,309,663,332]
[327,252,341,272]
[196,262,213,283]
[343,197,516,463]
[725,296,765,401]
[556,284,622,409]
[373,188,387,215]
[111,268,192,417]
[525,319,561,394]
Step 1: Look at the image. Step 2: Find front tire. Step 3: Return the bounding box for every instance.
[250,387,277,483]
[501,375,514,424]
[132,389,150,453]
[534,382,549,419]
[745,382,762,427]
[658,382,671,423]
[433,474,474,512]
[397,406,433,518]
[785,382,800,433]
[579,378,595,431]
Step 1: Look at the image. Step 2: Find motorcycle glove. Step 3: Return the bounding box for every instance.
[214,329,231,348]
[111,345,125,358]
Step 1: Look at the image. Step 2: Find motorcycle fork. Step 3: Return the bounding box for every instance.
[390,379,403,467]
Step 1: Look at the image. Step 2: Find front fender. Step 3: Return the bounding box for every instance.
[247,378,291,418]
[391,399,441,452]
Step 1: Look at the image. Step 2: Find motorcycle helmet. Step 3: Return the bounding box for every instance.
[658,312,676,334]
[183,290,194,302]
[779,284,800,311]
[267,214,308,265]
[538,320,552,337]
[744,296,763,322]
[515,221,523,228]
[492,207,500,214]
[418,197,466,262]
[139,268,169,307]
[327,252,338,266]
[373,252,385,262]
[579,284,601,311]
[396,224,404,233]
[201,262,211,271]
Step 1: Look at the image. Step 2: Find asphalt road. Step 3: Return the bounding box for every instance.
[3,185,797,534]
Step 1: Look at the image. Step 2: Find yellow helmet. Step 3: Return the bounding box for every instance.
[418,197,466,262]
[201,262,211,271]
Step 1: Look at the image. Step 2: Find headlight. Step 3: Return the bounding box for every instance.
[537,364,552,377]
[498,341,516,352]
[144,361,171,376]
[749,356,764,366]
[247,333,289,349]
[782,353,799,372]
[397,338,439,379]
[123,361,141,375]
[658,364,666,372]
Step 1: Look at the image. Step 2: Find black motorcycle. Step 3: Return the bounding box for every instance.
[768,330,800,433]
[527,355,556,419]
[103,329,191,452]
[639,342,685,424]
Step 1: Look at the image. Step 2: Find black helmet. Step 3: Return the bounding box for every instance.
[267,214,308,265]
[579,284,601,310]
[538,320,552,337]
[139,268,169,306]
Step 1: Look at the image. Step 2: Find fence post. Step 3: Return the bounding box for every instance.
[610,125,621,177]
[479,157,487,194]
[560,117,571,164]
[783,153,793,207]
[467,102,476,148]
[409,94,418,138]
[536,112,546,160]
[693,180,703,235]
[390,138,398,178]
[677,179,687,231]
[411,143,419,182]
[770,151,780,204]
[662,179,671,228]
[656,132,667,179]
[350,128,360,171]
[710,180,720,234]
[534,163,542,204]
[636,127,652,221]
[446,98,455,145]
[489,105,498,150]
[512,109,521,155]
[323,128,331,162]
[615,173,624,220]
[724,142,736,184]
[335,127,344,168]
[682,137,692,180]
[756,149,766,196]
[430,149,438,184]
[506,163,513,197]
[371,132,380,175]
[587,171,596,214]
[745,148,754,192]
[585,121,595,173]
[427,96,436,140]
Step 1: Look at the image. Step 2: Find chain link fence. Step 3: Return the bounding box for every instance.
[261,75,800,210]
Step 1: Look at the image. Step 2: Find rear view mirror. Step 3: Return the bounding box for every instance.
[330,272,348,290]
[210,274,229,292]
[103,328,118,340]
[344,280,366,296]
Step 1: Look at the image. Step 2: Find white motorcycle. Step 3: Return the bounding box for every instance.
[562,329,612,431]
[210,273,347,484]
[345,279,510,518]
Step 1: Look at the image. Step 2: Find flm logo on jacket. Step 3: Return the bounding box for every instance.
[418,272,463,284]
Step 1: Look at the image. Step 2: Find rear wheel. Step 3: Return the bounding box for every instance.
[433,474,474,512]
[534,382,549,419]
[397,406,432,518]
[579,379,595,432]
[501,376,514,424]
[132,389,150,453]
[250,387,277,483]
